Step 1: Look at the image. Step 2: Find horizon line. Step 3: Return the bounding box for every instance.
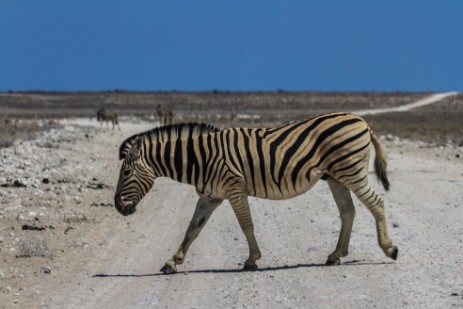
[0,89,449,94]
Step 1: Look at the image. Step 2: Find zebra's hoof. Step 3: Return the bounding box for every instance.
[390,246,399,260]
[243,263,258,271]
[325,257,341,266]
[160,262,177,275]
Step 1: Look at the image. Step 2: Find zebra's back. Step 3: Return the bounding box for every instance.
[219,112,372,199]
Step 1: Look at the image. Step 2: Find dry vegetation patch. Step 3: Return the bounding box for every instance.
[365,94,463,146]
[0,120,49,148]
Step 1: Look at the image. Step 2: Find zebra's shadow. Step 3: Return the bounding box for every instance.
[92,260,390,278]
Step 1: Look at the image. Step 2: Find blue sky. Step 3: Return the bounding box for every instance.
[1,1,462,92]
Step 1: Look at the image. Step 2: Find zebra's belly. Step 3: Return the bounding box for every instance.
[196,167,324,201]
[250,172,323,200]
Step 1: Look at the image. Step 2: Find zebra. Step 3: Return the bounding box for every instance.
[97,109,120,131]
[114,112,398,274]
[157,104,174,126]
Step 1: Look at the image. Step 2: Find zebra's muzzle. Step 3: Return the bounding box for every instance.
[114,194,137,216]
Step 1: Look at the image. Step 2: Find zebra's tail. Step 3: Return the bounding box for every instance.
[370,128,390,191]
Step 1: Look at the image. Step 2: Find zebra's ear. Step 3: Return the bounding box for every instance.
[119,139,132,160]
[129,136,143,161]
[119,135,143,160]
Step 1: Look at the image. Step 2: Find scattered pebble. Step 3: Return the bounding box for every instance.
[41,265,51,274]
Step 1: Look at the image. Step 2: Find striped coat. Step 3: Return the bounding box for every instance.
[115,112,398,273]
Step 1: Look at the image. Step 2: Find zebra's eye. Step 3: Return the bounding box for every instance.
[123,170,131,176]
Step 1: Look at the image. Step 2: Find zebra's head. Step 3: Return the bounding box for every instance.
[115,134,156,216]
[96,109,105,121]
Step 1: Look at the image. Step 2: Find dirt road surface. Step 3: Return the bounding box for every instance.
[1,98,463,308]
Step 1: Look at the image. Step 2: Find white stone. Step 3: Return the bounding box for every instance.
[41,265,51,274]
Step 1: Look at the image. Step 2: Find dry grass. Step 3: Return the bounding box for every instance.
[366,111,463,146]
[0,120,49,148]
[1,91,461,145]
[365,94,463,145]
[0,91,427,119]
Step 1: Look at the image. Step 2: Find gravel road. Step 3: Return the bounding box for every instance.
[1,101,463,308]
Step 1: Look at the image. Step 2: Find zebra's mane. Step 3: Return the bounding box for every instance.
[119,123,220,160]
[148,122,220,140]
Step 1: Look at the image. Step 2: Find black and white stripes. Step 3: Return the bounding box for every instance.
[114,112,398,273]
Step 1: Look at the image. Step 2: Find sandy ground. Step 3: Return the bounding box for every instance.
[1,106,463,308]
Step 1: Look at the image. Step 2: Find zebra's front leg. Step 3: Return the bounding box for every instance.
[229,192,261,271]
[160,196,223,274]
[326,177,356,265]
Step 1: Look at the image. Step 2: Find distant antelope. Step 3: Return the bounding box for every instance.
[157,105,174,126]
[48,119,59,126]
[3,117,19,128]
[97,109,120,131]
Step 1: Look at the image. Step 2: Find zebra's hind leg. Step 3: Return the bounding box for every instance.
[160,196,223,274]
[325,177,356,265]
[349,182,398,260]
[229,193,261,271]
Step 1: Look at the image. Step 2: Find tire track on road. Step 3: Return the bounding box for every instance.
[355,91,458,116]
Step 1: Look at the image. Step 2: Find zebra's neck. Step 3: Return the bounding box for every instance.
[145,123,220,185]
